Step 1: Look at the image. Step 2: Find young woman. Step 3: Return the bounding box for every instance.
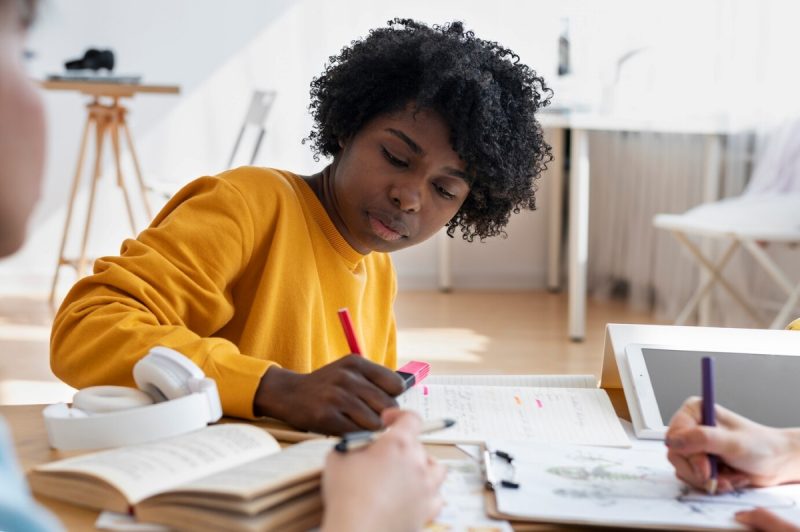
[50,19,552,435]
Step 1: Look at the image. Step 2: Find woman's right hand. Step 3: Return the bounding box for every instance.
[666,397,800,492]
[253,355,405,435]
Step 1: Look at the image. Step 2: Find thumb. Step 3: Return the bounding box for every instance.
[736,508,800,532]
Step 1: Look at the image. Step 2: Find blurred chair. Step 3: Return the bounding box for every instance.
[228,90,276,168]
[654,120,800,328]
[147,89,276,200]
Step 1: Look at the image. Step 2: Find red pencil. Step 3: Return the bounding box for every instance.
[337,308,362,355]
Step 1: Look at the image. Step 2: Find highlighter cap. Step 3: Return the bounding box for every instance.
[396,360,430,389]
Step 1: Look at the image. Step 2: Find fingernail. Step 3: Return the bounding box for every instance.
[665,437,684,449]
[705,478,718,495]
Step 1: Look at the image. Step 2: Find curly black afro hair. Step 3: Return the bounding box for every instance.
[306,18,552,241]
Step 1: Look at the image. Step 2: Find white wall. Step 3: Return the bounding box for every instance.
[6,0,798,295]
[3,0,561,294]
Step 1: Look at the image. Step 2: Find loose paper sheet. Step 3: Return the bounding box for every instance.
[488,440,800,530]
[399,385,629,447]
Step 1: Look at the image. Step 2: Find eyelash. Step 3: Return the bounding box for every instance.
[435,184,456,200]
[381,146,456,200]
[381,146,408,168]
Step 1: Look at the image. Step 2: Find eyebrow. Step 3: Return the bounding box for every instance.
[385,128,467,180]
[386,128,422,155]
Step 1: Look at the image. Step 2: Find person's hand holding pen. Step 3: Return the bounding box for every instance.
[321,409,447,532]
[254,355,404,435]
[666,397,800,491]
[253,309,405,435]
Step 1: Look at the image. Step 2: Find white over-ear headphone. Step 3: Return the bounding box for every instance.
[43,346,223,451]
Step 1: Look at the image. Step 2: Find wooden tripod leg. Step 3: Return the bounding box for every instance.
[77,113,108,278]
[110,104,138,235]
[50,110,93,307]
[120,118,152,220]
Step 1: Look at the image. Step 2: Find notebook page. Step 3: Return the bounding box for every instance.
[398,385,629,447]
[425,374,597,388]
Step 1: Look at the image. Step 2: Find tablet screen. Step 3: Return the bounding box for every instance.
[642,347,800,428]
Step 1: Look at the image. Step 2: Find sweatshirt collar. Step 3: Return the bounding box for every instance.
[295,175,366,268]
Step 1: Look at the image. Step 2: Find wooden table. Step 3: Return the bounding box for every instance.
[3,402,610,531]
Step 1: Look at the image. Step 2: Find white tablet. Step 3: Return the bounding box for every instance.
[624,343,800,440]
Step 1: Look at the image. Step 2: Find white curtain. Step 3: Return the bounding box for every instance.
[572,0,800,325]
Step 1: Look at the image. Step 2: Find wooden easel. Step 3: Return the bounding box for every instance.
[42,80,179,306]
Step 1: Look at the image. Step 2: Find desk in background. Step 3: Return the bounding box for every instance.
[435,111,745,341]
[539,111,748,341]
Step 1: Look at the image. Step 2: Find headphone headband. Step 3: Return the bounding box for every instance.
[43,347,222,451]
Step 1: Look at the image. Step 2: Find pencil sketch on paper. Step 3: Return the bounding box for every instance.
[491,440,800,529]
[542,447,796,514]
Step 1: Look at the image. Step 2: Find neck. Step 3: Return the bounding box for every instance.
[304,163,368,255]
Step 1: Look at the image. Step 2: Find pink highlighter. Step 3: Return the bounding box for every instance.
[338,307,430,390]
[396,360,430,390]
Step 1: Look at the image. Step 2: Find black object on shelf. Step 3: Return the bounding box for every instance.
[65,49,115,72]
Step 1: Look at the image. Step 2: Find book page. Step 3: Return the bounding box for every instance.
[425,374,597,388]
[398,385,629,447]
[169,439,334,500]
[35,424,279,504]
[489,440,800,529]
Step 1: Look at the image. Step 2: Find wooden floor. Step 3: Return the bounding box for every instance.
[395,291,660,377]
[0,291,661,404]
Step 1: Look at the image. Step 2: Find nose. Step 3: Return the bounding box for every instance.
[390,180,422,213]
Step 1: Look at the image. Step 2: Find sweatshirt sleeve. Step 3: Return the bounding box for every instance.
[51,176,271,419]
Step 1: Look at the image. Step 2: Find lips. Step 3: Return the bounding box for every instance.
[368,213,409,242]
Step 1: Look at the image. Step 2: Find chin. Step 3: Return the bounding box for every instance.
[372,238,412,253]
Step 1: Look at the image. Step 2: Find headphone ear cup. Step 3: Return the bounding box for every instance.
[133,347,203,401]
[73,386,154,414]
[136,362,189,401]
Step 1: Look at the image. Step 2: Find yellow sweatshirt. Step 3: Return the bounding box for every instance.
[51,167,398,419]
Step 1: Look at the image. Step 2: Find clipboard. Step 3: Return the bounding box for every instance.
[483,491,562,531]
[481,443,556,530]
[478,439,800,531]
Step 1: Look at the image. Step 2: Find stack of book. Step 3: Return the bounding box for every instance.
[28,424,333,532]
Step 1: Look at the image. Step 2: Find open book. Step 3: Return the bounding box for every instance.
[398,374,630,447]
[28,424,333,532]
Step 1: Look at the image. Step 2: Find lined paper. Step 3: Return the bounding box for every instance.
[424,374,597,388]
[398,385,629,447]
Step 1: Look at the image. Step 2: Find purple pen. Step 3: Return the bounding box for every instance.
[701,356,718,495]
